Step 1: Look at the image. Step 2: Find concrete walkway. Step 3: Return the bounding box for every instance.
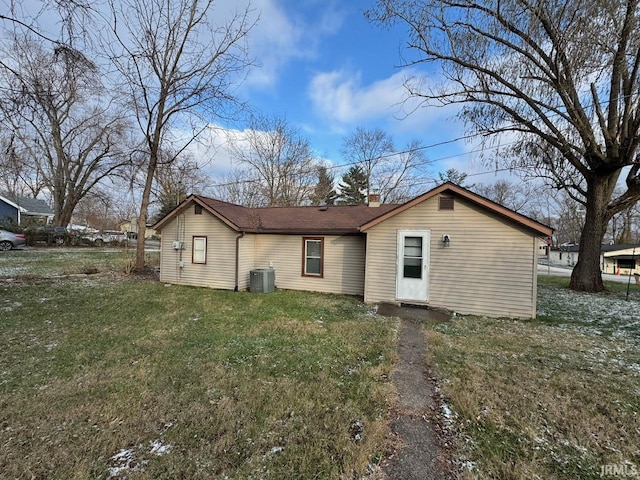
[378,305,450,480]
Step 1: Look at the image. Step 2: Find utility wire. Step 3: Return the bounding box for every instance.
[205,134,521,190]
[198,90,635,190]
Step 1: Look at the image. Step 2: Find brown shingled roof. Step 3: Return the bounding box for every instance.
[154,195,398,235]
[154,183,553,237]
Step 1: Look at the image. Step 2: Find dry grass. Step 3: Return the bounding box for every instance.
[426,277,640,479]
[0,248,159,278]
[0,270,396,479]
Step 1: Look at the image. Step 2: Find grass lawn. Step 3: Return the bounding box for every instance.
[0,250,397,479]
[427,275,640,479]
[0,247,157,277]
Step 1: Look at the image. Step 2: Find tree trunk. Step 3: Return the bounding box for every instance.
[569,175,616,292]
[57,203,75,227]
[135,166,154,272]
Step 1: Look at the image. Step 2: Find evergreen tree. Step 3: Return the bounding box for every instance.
[310,166,337,206]
[338,166,367,205]
[438,168,474,189]
[154,184,187,223]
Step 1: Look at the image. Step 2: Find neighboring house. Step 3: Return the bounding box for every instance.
[154,183,553,319]
[549,243,640,276]
[549,244,580,267]
[0,193,54,226]
[602,245,640,276]
[118,218,158,239]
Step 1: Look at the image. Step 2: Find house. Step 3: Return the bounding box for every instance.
[549,243,640,276]
[602,244,640,276]
[154,182,553,318]
[0,193,54,226]
[549,244,580,267]
[117,218,159,239]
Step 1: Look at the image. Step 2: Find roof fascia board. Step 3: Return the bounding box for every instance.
[153,195,241,232]
[152,195,197,230]
[247,229,362,236]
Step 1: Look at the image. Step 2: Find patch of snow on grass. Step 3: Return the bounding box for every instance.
[108,440,171,478]
[0,266,27,276]
[628,364,640,374]
[460,460,476,471]
[442,403,453,421]
[269,446,285,455]
[538,286,640,342]
[1,301,22,313]
[149,439,171,456]
[108,447,146,478]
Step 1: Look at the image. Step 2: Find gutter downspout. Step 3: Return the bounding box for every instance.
[235,232,245,292]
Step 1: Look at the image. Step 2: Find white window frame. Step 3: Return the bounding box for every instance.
[192,236,207,264]
[302,237,323,277]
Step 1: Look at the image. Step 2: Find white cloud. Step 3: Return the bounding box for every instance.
[306,67,527,182]
[309,69,406,124]
[239,0,346,89]
[308,68,463,135]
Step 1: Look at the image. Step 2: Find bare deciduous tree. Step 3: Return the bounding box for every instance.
[475,180,536,213]
[213,168,263,207]
[341,127,393,201]
[107,0,255,270]
[370,0,640,292]
[0,0,92,46]
[375,139,429,203]
[342,128,429,203]
[0,36,129,226]
[0,134,45,197]
[227,114,318,206]
[607,188,640,244]
[153,152,210,222]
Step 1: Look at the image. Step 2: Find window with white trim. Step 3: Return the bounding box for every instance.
[192,236,207,264]
[303,237,323,277]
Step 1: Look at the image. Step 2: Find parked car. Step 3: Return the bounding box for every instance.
[0,229,27,251]
[24,226,68,245]
[77,230,128,246]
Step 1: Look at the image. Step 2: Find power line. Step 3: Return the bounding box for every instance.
[203,89,636,191]
[205,133,519,190]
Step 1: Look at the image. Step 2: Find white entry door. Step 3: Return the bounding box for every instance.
[396,230,430,302]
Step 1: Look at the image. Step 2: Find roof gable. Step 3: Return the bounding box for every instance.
[0,194,53,215]
[359,182,553,236]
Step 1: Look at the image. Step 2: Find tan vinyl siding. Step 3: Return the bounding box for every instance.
[159,209,237,290]
[254,234,366,295]
[237,234,256,290]
[365,195,538,318]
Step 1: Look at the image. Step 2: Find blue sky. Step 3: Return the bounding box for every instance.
[16,0,498,184]
[210,0,488,183]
